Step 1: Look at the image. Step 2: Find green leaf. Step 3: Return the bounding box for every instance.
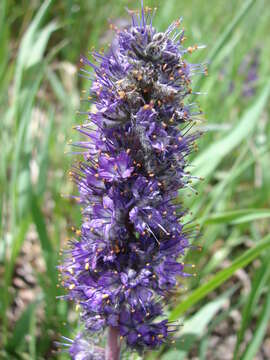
[207,0,255,65]
[202,209,270,225]
[47,68,68,105]
[14,0,52,96]
[0,0,8,83]
[161,350,183,360]
[30,192,57,287]
[169,233,270,320]
[179,288,234,336]
[193,81,270,179]
[159,288,236,360]
[6,301,37,351]
[30,192,53,254]
[241,293,270,360]
[30,192,58,301]
[164,289,235,360]
[26,21,59,68]
[5,218,31,283]
[37,108,54,196]
[234,255,270,359]
[1,217,30,344]
[11,63,46,228]
[192,0,256,94]
[195,146,269,226]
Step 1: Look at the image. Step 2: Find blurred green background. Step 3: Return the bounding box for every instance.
[1,0,270,359]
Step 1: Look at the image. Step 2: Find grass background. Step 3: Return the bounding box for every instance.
[1,0,270,359]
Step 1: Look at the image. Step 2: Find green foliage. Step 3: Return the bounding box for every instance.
[169,233,270,321]
[1,0,270,359]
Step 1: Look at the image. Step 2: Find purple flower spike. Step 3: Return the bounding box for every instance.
[61,1,205,358]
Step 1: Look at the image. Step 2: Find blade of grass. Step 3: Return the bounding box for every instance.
[26,21,59,68]
[0,0,8,83]
[193,146,269,224]
[207,0,255,65]
[193,81,270,179]
[31,192,52,253]
[1,217,30,345]
[233,255,270,359]
[29,306,37,360]
[11,66,45,227]
[37,107,54,196]
[162,287,236,360]
[201,209,270,225]
[180,291,230,335]
[169,233,270,320]
[30,192,57,289]
[6,301,38,352]
[14,0,52,108]
[192,0,256,93]
[241,292,270,360]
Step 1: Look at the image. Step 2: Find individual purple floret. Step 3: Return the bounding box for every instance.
[60,1,205,359]
[65,334,105,360]
[242,50,260,98]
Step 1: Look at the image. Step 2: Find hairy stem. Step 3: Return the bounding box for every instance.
[105,327,121,360]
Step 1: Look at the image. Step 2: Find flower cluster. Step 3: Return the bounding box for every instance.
[60,2,205,358]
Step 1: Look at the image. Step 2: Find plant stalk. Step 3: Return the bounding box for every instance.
[105,327,121,360]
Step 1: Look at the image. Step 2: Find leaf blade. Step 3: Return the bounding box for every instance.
[193,81,270,179]
[170,234,270,320]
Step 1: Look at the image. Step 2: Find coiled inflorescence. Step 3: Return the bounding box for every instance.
[61,2,205,358]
